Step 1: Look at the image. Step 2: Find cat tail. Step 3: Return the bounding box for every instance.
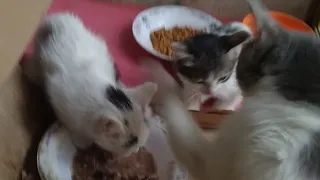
[247,0,282,35]
[140,58,211,179]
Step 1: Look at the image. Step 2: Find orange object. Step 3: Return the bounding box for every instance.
[243,11,315,35]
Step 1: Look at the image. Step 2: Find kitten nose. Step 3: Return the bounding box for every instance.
[125,135,138,148]
[200,86,211,95]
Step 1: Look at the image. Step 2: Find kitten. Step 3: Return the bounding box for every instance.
[143,0,320,179]
[171,23,252,111]
[23,13,157,157]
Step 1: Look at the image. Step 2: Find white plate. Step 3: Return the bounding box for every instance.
[132,5,221,61]
[37,117,188,180]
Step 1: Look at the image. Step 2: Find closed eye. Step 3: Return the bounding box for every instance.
[196,79,205,84]
[218,75,230,83]
[124,119,129,126]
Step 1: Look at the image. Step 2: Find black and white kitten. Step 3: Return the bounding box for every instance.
[144,0,320,179]
[171,23,252,111]
[23,13,157,157]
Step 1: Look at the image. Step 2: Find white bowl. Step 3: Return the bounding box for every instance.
[37,117,188,180]
[132,5,221,61]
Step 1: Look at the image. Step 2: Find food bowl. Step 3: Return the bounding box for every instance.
[37,118,187,180]
[132,5,221,61]
[243,11,314,35]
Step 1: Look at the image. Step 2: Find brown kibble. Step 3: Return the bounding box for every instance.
[150,26,204,57]
[72,145,158,180]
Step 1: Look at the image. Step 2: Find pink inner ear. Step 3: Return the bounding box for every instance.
[126,82,157,108]
[103,120,114,131]
[99,117,124,136]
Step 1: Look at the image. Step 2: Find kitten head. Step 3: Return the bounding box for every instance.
[171,31,251,95]
[93,82,157,156]
[237,0,320,105]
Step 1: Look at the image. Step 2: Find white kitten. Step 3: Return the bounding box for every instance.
[23,13,157,157]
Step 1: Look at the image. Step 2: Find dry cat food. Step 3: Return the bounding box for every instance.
[150,26,204,56]
[73,145,158,180]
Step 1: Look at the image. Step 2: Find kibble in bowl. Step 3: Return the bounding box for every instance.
[37,120,188,180]
[132,5,222,60]
[150,27,204,57]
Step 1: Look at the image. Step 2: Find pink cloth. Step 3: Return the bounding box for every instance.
[20,0,239,111]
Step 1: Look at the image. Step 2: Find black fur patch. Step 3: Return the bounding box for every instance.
[106,86,132,111]
[174,34,226,82]
[299,130,320,178]
[113,63,120,81]
[124,135,138,148]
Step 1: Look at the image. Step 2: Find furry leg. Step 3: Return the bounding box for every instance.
[160,98,211,179]
[140,58,211,178]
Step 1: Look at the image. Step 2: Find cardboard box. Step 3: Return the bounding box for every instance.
[0,0,51,179]
[0,0,312,179]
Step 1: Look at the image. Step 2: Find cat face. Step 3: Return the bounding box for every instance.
[94,82,157,157]
[236,0,320,106]
[172,32,251,95]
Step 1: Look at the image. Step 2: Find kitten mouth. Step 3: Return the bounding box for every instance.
[200,98,217,112]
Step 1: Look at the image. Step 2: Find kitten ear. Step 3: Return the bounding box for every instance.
[96,116,125,138]
[247,0,282,43]
[221,30,251,50]
[177,58,195,67]
[171,42,191,60]
[124,82,158,108]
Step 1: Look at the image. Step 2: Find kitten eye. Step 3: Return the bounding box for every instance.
[124,119,129,126]
[124,135,138,147]
[195,79,205,84]
[218,75,230,83]
[111,132,120,139]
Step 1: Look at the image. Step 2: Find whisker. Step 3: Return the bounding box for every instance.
[187,92,201,102]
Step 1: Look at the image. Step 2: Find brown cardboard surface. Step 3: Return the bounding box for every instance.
[0,0,51,179]
[0,67,55,180]
[0,0,51,86]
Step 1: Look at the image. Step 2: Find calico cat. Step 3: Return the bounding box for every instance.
[23,13,157,157]
[142,0,320,179]
[171,22,252,111]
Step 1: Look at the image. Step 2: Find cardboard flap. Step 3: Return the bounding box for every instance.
[0,0,51,86]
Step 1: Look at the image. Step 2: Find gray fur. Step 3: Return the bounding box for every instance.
[236,0,320,178]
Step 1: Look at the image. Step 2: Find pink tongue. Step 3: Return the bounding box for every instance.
[200,98,243,112]
[200,97,217,112]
